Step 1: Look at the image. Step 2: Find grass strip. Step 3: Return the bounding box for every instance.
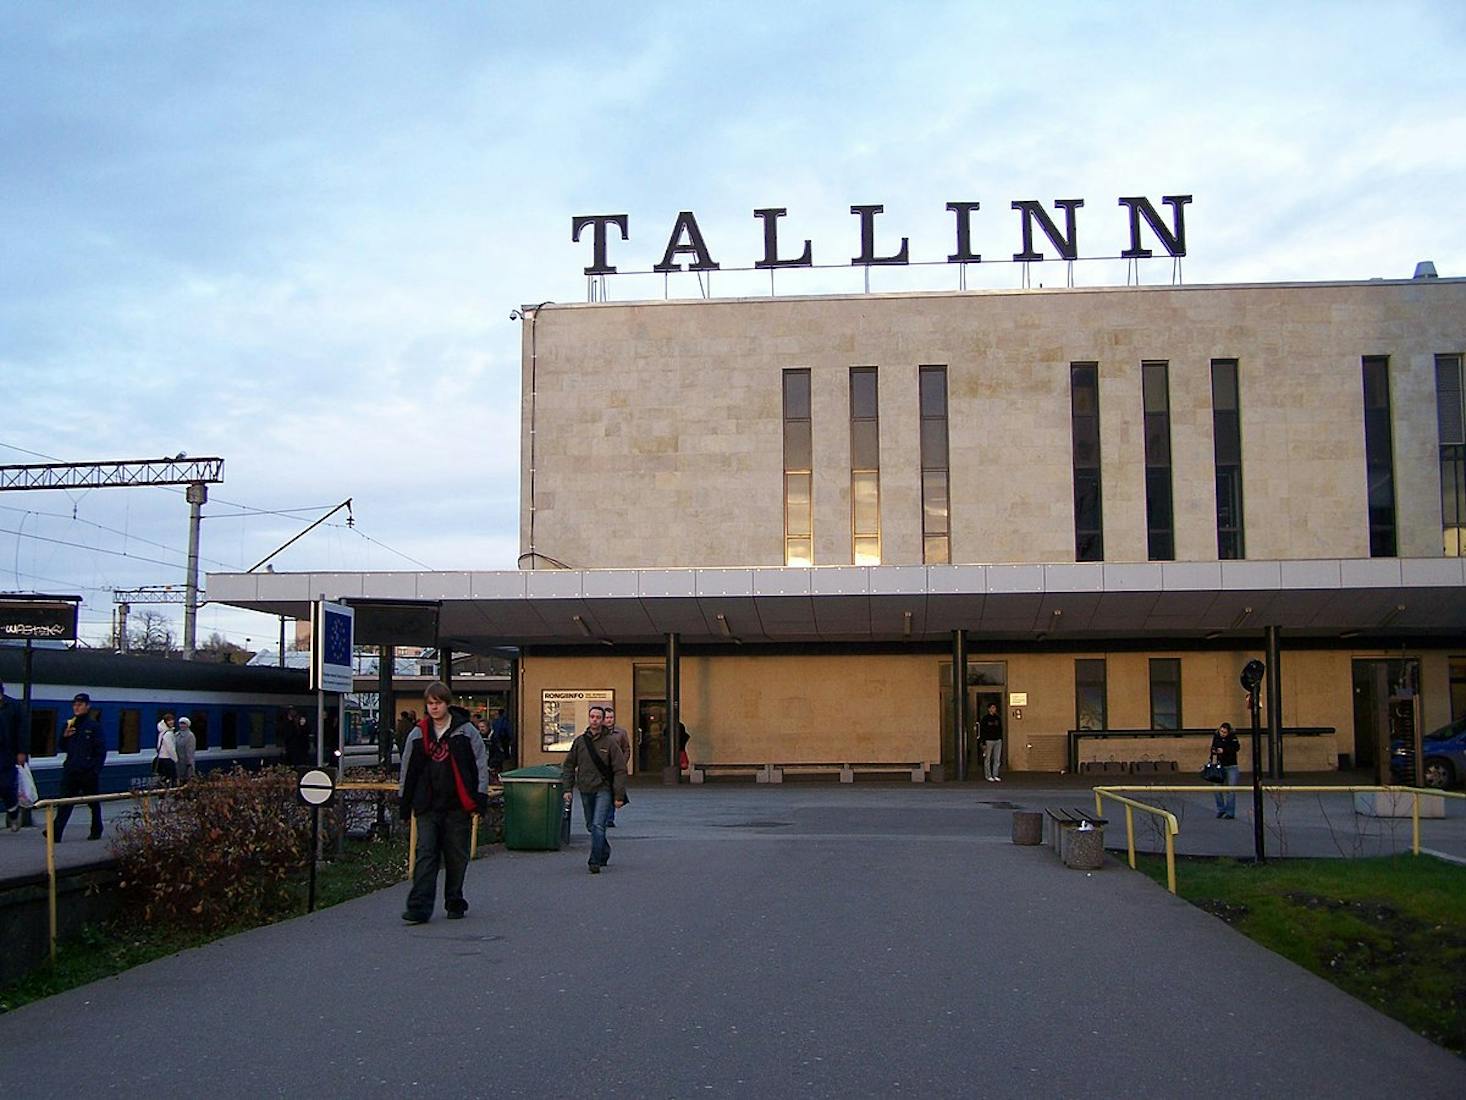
[1,825,490,1013]
[1134,853,1466,1054]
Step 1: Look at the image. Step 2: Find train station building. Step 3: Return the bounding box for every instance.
[208,275,1466,782]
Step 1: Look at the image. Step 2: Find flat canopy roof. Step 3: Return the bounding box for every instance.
[206,558,1466,652]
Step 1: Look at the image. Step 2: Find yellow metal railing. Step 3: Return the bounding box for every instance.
[1092,788,1180,893]
[1092,783,1466,896]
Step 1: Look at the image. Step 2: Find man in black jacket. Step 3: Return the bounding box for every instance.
[54,693,106,841]
[398,682,489,923]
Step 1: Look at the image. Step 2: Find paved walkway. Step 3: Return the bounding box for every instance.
[2,786,1460,1097]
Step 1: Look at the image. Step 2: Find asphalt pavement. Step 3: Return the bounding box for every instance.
[2,785,1462,1097]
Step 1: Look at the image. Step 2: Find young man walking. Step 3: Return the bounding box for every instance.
[560,705,626,873]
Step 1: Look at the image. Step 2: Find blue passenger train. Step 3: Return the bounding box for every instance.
[0,646,313,798]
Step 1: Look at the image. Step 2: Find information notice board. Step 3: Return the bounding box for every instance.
[541,689,614,753]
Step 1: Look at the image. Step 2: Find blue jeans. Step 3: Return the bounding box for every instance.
[580,788,613,867]
[1215,765,1241,816]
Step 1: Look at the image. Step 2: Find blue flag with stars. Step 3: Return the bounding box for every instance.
[323,608,352,667]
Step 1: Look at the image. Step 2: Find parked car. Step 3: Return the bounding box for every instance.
[1390,715,1466,789]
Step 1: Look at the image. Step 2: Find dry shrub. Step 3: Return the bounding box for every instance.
[115,766,310,931]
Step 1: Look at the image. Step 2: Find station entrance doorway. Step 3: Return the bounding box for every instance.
[939,660,1007,780]
[633,663,668,776]
[1351,657,1419,783]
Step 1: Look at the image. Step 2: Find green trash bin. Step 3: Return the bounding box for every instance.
[501,765,569,851]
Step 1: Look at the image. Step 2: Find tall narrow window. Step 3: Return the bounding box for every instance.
[1211,359,1245,559]
[1075,658,1107,731]
[850,367,881,564]
[1438,354,1465,556]
[783,369,812,566]
[1361,357,1397,557]
[1070,363,1103,561]
[1149,658,1182,730]
[919,365,950,564]
[119,709,141,754]
[1142,361,1174,561]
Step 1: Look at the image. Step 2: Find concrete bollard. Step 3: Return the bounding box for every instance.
[1011,810,1042,845]
[1062,825,1105,870]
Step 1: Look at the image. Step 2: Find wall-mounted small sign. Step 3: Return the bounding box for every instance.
[1009,692,1029,707]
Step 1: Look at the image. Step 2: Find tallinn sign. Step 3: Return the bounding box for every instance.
[570,195,1191,278]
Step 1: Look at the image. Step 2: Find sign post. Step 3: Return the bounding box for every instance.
[309,598,353,861]
[0,597,80,767]
[296,768,337,912]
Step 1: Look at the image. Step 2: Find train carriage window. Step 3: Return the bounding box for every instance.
[249,711,267,749]
[221,711,238,751]
[31,709,57,757]
[190,711,210,750]
[119,709,142,754]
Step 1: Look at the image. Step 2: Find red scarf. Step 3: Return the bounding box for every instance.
[418,717,477,813]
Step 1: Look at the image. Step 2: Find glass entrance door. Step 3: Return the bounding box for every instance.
[1351,658,1420,784]
[939,661,1007,780]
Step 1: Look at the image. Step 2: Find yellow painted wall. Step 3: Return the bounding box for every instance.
[516,646,1458,773]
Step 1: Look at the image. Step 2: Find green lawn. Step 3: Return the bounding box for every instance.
[1135,853,1466,1054]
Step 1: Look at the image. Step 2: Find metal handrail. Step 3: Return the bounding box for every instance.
[1091,789,1180,893]
[1092,783,1466,897]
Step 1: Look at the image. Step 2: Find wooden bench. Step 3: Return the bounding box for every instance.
[1045,807,1109,868]
[768,762,929,784]
[689,762,931,784]
[688,763,775,784]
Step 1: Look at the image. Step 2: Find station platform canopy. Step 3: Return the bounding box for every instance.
[205,558,1466,652]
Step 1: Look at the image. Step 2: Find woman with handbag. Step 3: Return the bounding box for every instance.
[1210,722,1241,819]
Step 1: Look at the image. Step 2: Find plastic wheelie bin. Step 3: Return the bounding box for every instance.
[501,765,570,850]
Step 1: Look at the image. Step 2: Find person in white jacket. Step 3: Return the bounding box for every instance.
[155,713,179,783]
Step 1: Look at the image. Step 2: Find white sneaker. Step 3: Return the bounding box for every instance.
[994,776,1002,782]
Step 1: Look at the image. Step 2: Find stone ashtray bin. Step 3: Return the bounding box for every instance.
[1061,823,1105,870]
[1011,810,1043,845]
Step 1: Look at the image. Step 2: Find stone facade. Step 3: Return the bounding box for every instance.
[521,279,1466,570]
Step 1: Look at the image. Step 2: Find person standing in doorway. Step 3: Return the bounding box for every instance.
[560,705,626,873]
[979,702,1004,782]
[1210,722,1241,819]
[54,693,106,841]
[0,681,24,831]
[174,716,197,783]
[602,704,630,827]
[398,682,490,924]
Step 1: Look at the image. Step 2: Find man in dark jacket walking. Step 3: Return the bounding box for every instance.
[560,705,627,873]
[398,682,489,923]
[54,692,106,841]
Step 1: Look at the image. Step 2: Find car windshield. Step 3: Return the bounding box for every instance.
[1424,718,1466,743]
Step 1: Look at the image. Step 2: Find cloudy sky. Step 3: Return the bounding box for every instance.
[3,1,1463,649]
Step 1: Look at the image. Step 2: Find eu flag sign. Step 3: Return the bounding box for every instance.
[311,599,354,693]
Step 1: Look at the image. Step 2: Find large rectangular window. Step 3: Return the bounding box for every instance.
[1070,363,1103,561]
[1142,361,1174,561]
[1438,354,1465,556]
[1149,658,1182,730]
[850,367,881,565]
[1362,356,1397,557]
[783,369,812,566]
[1075,658,1107,731]
[1211,359,1245,559]
[919,365,950,564]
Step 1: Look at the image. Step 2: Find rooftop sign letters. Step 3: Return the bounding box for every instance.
[571,196,1191,276]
